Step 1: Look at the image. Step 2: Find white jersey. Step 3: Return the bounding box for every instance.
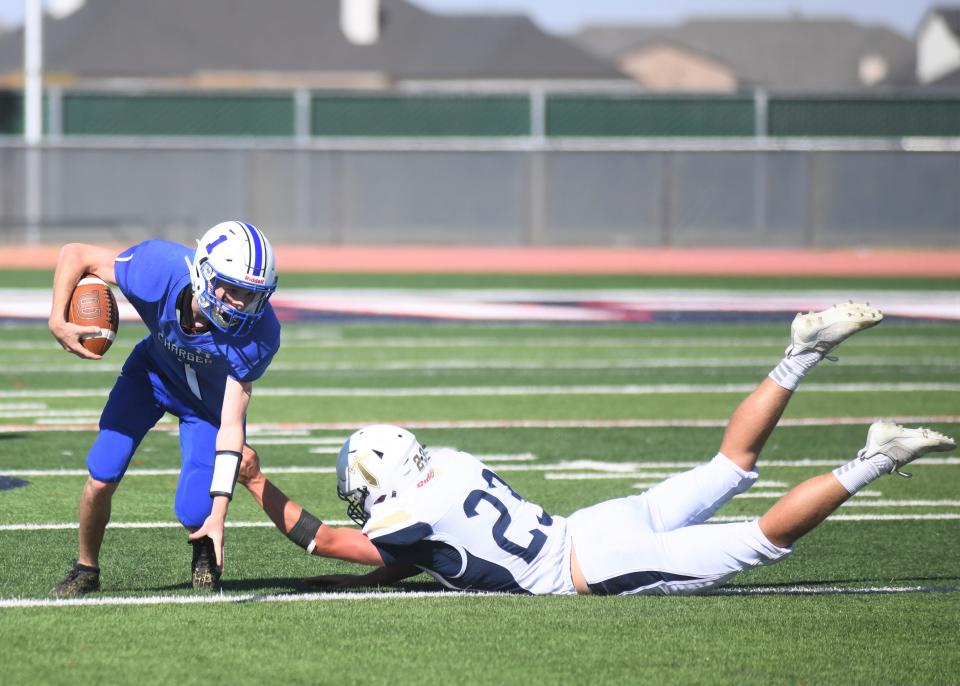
[362,448,575,595]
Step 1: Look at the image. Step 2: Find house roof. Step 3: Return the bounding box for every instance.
[0,0,624,83]
[573,18,916,92]
[932,7,960,36]
[928,66,960,88]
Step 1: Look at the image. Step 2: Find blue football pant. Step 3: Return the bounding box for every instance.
[87,341,219,529]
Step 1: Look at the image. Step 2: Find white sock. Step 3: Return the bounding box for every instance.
[832,453,895,494]
[768,350,822,391]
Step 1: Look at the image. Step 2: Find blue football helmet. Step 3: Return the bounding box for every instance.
[186,221,278,336]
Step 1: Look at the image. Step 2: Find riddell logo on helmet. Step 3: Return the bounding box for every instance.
[416,470,435,488]
[244,275,266,284]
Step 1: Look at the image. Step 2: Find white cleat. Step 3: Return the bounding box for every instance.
[858,421,957,478]
[784,301,883,358]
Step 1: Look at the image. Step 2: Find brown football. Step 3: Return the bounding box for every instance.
[67,273,119,356]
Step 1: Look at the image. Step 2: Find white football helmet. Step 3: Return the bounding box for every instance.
[336,425,430,526]
[186,221,278,336]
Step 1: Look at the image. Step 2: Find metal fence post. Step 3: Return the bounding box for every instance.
[659,152,675,247]
[753,89,770,239]
[526,86,547,245]
[294,88,311,143]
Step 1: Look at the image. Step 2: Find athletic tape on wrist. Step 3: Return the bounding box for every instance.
[288,509,323,554]
[210,450,242,500]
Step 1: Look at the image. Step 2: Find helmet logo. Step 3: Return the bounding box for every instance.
[353,455,380,488]
[205,234,228,254]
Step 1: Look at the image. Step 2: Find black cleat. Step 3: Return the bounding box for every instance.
[191,536,221,591]
[50,561,100,597]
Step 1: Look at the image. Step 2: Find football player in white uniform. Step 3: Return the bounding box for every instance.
[239,302,955,595]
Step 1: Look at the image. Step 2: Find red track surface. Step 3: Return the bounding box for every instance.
[2,245,958,276]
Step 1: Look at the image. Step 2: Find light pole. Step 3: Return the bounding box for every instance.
[23,0,43,243]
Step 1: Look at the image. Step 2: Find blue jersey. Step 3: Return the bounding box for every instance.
[114,239,281,421]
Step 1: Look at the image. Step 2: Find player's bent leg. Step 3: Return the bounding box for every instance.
[55,364,165,596]
[77,477,118,568]
[719,379,792,472]
[760,422,957,548]
[175,415,222,591]
[721,302,883,473]
[575,520,790,596]
[639,453,758,532]
[758,473,848,549]
[174,416,218,528]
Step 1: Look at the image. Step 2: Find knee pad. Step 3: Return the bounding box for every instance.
[175,468,214,528]
[713,453,759,494]
[86,430,139,483]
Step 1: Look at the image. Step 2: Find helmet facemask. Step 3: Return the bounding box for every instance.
[337,483,372,526]
[195,258,274,335]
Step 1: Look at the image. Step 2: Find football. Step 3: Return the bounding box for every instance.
[67,273,119,355]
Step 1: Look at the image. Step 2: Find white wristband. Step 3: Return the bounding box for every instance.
[210,450,242,500]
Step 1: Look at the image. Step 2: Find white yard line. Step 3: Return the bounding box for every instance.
[253,437,344,445]
[711,513,960,522]
[246,429,313,437]
[0,520,352,531]
[1,467,341,477]
[840,499,960,507]
[0,590,469,609]
[1,382,959,401]
[4,459,960,477]
[452,453,539,462]
[493,458,952,472]
[250,382,960,396]
[3,357,959,374]
[0,410,102,419]
[4,511,959,533]
[2,417,959,434]
[1,456,537,477]
[709,585,959,596]
[7,335,960,352]
[160,509,891,526]
[288,337,960,349]
[0,583,954,610]
[734,493,960,506]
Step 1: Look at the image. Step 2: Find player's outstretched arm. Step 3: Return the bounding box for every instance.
[49,243,120,359]
[238,445,385,567]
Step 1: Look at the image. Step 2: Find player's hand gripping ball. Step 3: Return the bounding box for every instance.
[67,274,119,355]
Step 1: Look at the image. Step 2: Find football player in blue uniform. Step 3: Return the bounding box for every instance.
[238,302,954,595]
[48,221,281,595]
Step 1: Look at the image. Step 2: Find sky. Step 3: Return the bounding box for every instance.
[0,0,939,36]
